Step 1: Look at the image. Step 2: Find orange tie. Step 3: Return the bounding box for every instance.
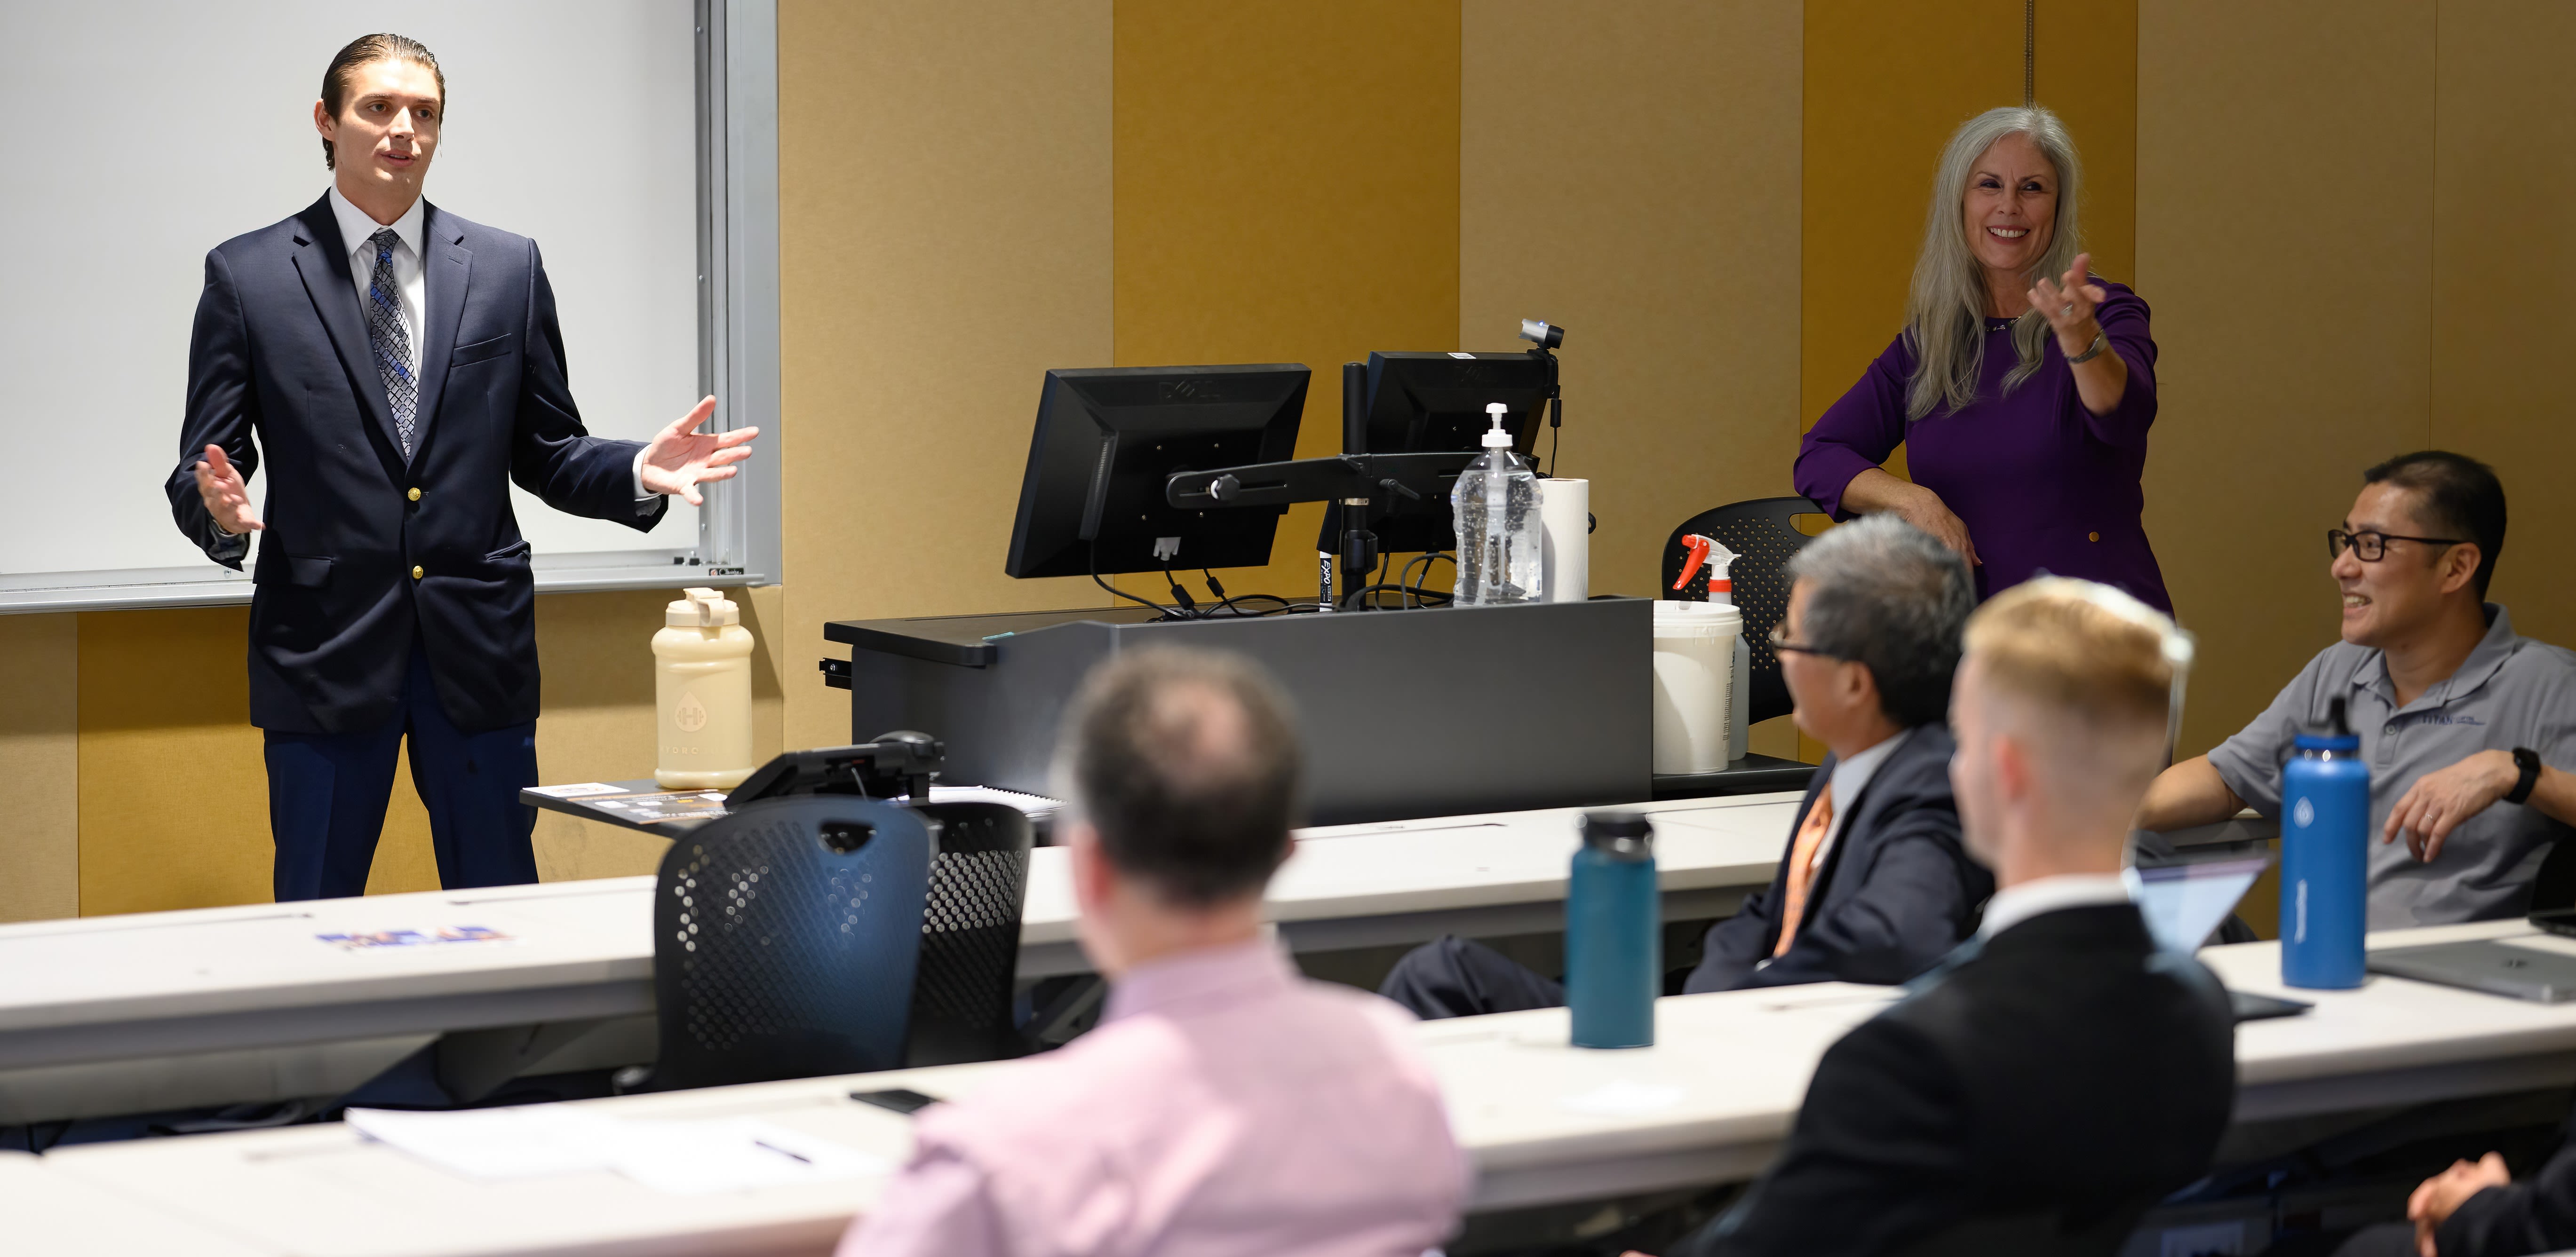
[1773,783,1835,957]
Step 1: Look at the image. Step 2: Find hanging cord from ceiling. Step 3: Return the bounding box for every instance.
[2023,0,2035,107]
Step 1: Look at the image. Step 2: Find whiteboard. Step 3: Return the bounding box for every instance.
[0,0,776,606]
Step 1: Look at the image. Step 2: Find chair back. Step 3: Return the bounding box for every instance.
[1661,496,1826,726]
[651,795,931,1090]
[904,800,1037,1066]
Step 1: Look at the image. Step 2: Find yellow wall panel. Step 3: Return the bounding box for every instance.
[0,613,79,922]
[1801,0,2025,442]
[77,608,282,916]
[2139,0,2434,755]
[2035,0,2137,284]
[776,0,1115,754]
[1113,0,1460,604]
[2432,0,2576,650]
[1460,1,1802,592]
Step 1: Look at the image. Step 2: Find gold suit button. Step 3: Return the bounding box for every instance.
[407,487,422,502]
[411,565,425,580]
[2087,531,2100,542]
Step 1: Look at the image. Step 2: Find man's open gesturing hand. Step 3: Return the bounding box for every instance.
[640,396,759,506]
[193,444,263,536]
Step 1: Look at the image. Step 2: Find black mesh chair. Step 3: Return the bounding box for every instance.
[1661,496,1829,726]
[650,795,931,1091]
[904,800,1037,1067]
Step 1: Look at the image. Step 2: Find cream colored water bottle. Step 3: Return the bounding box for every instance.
[654,587,756,789]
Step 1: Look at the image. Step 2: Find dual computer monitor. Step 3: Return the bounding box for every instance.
[1001,352,1551,581]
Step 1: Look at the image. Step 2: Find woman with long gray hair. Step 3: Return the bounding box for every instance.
[1792,105,2170,613]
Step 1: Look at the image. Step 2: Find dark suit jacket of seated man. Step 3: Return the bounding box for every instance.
[1664,578,2237,1257]
[1379,515,1991,1020]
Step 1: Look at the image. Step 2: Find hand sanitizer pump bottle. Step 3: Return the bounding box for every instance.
[1451,403,1542,605]
[2281,696,2369,988]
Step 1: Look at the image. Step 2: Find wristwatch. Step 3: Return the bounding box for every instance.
[2067,332,2110,365]
[2508,747,2543,805]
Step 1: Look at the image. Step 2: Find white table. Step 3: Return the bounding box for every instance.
[36,919,2576,1257]
[0,794,1803,1124]
[0,1149,273,1255]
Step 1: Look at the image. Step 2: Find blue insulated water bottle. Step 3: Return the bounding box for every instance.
[2281,697,2370,989]
[1568,811,1659,1048]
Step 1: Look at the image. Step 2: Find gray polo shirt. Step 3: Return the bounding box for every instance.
[2208,604,2576,929]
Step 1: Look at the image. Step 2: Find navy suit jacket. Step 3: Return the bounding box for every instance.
[1674,906,2237,1255]
[1683,723,1991,992]
[169,196,663,735]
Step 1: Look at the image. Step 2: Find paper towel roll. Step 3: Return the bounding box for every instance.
[1538,478,1590,603]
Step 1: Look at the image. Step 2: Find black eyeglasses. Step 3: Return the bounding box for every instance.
[1768,625,1845,660]
[2327,529,2465,562]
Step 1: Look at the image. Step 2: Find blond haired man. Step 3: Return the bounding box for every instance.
[1655,579,2236,1257]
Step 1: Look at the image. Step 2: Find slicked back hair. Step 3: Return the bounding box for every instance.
[1058,648,1302,907]
[2363,450,2507,596]
[320,33,444,170]
[1790,515,1977,727]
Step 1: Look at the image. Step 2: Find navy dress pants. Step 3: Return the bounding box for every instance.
[1378,935,1568,1020]
[262,641,541,901]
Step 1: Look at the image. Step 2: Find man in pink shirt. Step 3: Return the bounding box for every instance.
[840,647,1471,1257]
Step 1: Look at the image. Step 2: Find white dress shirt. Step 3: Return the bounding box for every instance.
[1978,873,2132,939]
[326,186,426,383]
[1809,727,1913,872]
[323,187,655,499]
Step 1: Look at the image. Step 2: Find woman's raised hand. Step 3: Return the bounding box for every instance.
[2027,252,2110,356]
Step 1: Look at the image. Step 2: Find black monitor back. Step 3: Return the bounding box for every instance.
[1006,364,1308,579]
[1333,351,1551,556]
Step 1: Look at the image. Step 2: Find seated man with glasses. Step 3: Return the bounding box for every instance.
[2140,451,2576,927]
[1378,515,1992,1019]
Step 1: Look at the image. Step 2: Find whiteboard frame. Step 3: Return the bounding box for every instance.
[0,0,781,614]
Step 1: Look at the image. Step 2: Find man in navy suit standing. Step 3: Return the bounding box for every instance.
[169,34,758,901]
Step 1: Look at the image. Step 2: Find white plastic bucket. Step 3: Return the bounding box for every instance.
[1653,601,1741,775]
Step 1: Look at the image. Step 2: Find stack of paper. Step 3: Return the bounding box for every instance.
[346,1107,890,1195]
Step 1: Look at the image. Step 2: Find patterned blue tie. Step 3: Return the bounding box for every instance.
[365,228,418,457]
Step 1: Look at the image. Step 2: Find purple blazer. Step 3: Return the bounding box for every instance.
[1794,280,2171,613]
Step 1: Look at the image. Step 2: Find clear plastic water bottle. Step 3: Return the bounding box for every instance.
[1452,403,1542,604]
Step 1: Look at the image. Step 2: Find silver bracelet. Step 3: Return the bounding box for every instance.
[2067,332,2109,365]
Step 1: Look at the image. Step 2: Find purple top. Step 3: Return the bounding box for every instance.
[1794,280,2170,612]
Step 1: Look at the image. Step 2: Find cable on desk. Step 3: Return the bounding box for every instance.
[1090,541,1171,618]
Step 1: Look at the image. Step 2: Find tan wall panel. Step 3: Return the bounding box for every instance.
[72,590,700,915]
[1801,0,2024,442]
[2035,0,2138,284]
[77,608,280,916]
[1113,0,1459,604]
[1462,0,1801,606]
[0,614,79,922]
[776,0,1114,754]
[2139,0,2434,755]
[2432,1,2576,649]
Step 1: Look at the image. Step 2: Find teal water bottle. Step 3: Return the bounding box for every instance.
[2281,697,2370,988]
[1567,811,1658,1048]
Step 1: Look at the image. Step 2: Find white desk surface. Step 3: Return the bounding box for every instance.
[0,795,1801,1078]
[0,1149,273,1255]
[37,919,2576,1257]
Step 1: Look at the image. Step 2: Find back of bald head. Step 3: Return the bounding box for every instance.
[1057,647,1302,907]
[1960,578,2189,820]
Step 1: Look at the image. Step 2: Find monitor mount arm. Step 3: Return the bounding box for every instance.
[1166,451,1477,611]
